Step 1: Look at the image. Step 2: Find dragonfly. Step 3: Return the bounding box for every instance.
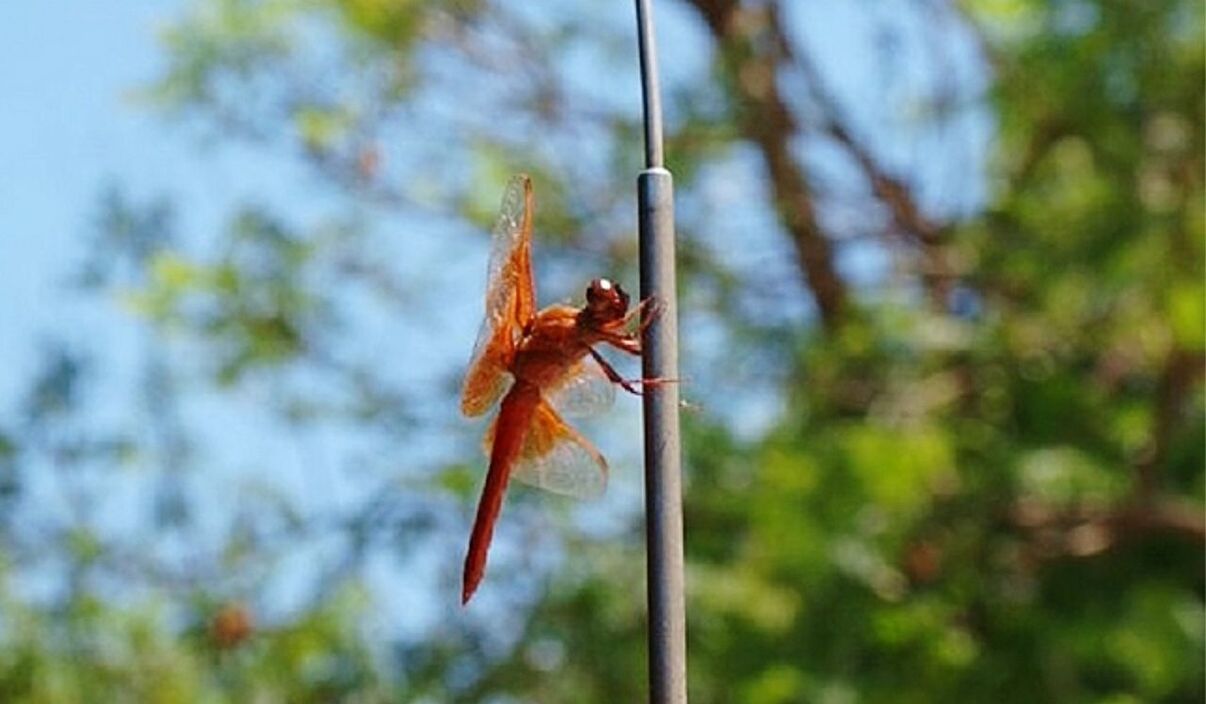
[459,174,658,605]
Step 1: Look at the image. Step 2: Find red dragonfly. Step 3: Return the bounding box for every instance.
[460,174,656,604]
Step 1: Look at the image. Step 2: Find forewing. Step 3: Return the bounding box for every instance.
[546,356,617,418]
[461,175,537,417]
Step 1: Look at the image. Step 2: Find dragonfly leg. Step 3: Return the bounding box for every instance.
[637,297,663,335]
[604,334,642,356]
[589,347,642,394]
[588,347,679,396]
[622,296,662,334]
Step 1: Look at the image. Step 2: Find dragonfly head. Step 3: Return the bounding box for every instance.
[584,277,630,324]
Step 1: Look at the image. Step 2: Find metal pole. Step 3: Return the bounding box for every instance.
[635,1,686,702]
[635,0,665,169]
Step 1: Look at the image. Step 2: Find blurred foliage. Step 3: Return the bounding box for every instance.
[0,579,388,703]
[1,0,1202,702]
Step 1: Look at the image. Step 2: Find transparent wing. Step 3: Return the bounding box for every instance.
[481,399,608,500]
[513,401,607,499]
[460,175,537,417]
[546,356,617,419]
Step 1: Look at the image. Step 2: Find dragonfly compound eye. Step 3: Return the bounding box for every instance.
[586,278,612,303]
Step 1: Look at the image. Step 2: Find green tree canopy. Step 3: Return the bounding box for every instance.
[0,0,1200,702]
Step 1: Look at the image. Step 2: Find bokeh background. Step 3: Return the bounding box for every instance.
[0,1,1202,702]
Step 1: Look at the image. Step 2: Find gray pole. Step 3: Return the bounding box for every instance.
[634,0,686,702]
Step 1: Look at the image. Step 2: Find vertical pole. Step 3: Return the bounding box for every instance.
[635,1,686,702]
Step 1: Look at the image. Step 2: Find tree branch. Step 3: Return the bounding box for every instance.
[1009,494,1206,560]
[779,13,957,307]
[688,0,847,331]
[791,43,945,247]
[1136,349,1204,498]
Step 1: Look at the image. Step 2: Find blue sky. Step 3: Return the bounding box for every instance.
[0,0,392,615]
[0,0,988,426]
[0,0,991,634]
[1,1,268,397]
[1,2,163,396]
[0,0,598,629]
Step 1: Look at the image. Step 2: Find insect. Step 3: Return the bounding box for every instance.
[460,174,658,604]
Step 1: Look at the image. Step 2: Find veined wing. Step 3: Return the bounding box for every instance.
[545,356,617,418]
[512,400,608,499]
[481,398,607,500]
[461,175,537,417]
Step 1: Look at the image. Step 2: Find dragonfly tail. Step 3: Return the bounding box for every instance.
[462,382,540,604]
